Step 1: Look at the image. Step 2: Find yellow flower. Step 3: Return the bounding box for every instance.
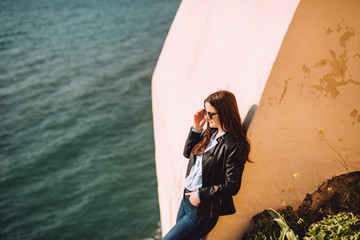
[319,208,323,213]
[291,186,295,191]
[328,187,333,192]
[293,173,301,179]
[282,201,286,206]
[319,130,324,134]
[298,218,304,224]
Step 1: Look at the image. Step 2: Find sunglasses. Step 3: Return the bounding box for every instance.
[204,109,218,119]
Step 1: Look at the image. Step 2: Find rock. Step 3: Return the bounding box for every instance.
[296,171,360,223]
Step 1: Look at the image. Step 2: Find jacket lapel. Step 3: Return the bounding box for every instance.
[203,134,225,157]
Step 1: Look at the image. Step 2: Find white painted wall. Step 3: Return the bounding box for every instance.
[152,0,300,237]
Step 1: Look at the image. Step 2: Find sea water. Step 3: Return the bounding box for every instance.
[0,0,180,239]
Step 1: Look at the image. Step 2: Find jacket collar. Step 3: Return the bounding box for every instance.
[203,132,227,156]
[214,132,226,142]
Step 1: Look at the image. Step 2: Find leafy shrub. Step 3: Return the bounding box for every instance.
[243,173,360,239]
[304,212,360,240]
[268,208,298,240]
[243,206,308,240]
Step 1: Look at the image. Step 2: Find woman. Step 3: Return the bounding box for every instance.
[162,90,250,240]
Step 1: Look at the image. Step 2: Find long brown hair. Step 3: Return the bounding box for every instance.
[191,90,250,158]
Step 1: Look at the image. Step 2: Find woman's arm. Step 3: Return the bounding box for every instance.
[183,109,206,158]
[198,143,248,201]
[183,127,202,158]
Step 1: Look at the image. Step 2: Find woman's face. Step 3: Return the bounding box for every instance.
[204,102,222,131]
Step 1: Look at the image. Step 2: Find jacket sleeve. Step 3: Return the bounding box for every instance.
[183,127,203,159]
[198,142,248,201]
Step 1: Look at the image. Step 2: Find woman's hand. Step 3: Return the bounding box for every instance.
[194,109,206,132]
[185,192,199,206]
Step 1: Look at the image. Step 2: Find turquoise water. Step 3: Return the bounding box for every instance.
[0,0,180,239]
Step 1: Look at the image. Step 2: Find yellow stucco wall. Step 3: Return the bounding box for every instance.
[207,0,360,239]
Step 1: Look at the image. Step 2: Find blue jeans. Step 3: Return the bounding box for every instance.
[162,190,218,240]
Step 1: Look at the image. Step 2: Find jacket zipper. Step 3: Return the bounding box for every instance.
[209,138,222,218]
[210,156,216,218]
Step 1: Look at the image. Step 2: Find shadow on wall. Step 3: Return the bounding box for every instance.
[243,104,258,135]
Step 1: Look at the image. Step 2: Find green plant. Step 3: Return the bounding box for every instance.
[319,130,350,173]
[243,173,360,240]
[304,212,360,240]
[242,206,308,240]
[242,209,277,240]
[268,208,299,240]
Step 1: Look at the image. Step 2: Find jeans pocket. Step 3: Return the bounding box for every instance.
[186,196,198,208]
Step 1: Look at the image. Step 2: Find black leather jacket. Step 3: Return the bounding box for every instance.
[183,127,248,218]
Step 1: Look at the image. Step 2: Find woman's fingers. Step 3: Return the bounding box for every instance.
[197,109,205,117]
[194,109,206,131]
[194,110,204,121]
[185,192,199,206]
